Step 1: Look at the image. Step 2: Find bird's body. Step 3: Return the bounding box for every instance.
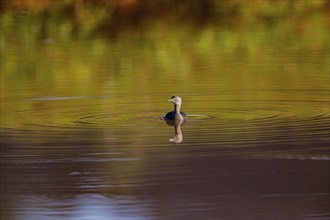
[164,111,187,120]
[164,96,187,121]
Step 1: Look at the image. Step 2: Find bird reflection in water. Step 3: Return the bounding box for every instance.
[164,96,187,143]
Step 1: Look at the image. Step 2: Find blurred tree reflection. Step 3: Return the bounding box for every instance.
[0,0,328,103]
[1,0,328,40]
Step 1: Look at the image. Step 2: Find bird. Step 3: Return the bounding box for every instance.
[164,96,187,121]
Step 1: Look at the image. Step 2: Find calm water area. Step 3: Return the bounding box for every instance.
[1,1,329,220]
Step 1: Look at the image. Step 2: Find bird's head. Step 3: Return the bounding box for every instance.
[168,96,182,105]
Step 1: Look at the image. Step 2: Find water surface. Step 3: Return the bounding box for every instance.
[1,1,329,220]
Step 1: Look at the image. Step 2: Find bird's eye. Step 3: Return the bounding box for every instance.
[171,96,175,99]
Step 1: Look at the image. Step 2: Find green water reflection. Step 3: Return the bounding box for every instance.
[1,0,329,125]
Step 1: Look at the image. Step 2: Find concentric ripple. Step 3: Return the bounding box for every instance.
[1,98,329,152]
[132,114,215,122]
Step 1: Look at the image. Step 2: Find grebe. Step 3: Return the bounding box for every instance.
[164,96,187,120]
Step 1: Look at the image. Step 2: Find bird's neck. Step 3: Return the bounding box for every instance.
[174,104,181,117]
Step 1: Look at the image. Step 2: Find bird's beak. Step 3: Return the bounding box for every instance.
[168,98,174,102]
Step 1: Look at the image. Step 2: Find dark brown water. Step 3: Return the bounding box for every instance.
[1,1,329,220]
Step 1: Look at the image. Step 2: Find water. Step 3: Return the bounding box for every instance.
[1,1,329,220]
